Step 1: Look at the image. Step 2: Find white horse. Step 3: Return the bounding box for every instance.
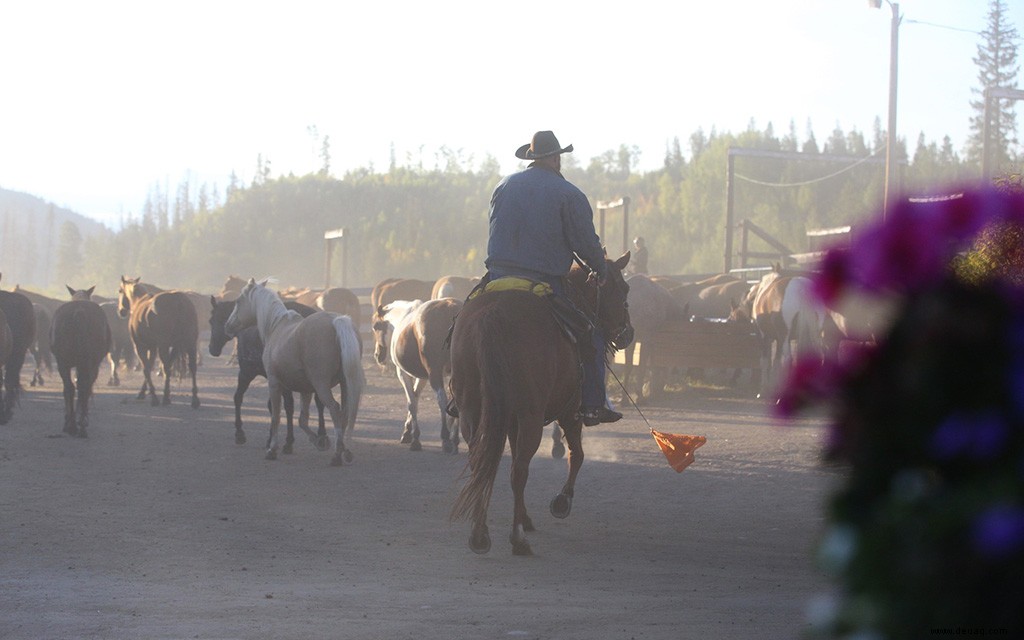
[372,297,463,453]
[225,278,364,465]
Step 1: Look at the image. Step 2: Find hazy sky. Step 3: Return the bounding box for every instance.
[1,0,1020,228]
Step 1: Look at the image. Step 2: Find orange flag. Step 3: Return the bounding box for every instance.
[651,430,707,473]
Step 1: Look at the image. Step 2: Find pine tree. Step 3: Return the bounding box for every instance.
[966,0,1020,170]
[55,221,84,286]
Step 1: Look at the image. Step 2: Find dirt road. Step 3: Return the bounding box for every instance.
[1,356,832,639]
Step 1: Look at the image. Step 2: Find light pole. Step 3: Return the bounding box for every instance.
[869,0,901,219]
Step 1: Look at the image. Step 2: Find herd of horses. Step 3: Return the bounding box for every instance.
[0,257,871,555]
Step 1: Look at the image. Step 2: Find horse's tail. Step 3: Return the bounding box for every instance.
[450,322,512,524]
[332,314,365,430]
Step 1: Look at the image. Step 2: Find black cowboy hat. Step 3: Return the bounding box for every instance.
[515,130,574,160]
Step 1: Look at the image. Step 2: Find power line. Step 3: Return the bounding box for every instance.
[905,19,980,35]
[734,147,885,188]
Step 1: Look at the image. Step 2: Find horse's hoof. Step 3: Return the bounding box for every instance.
[315,436,329,451]
[234,432,246,445]
[191,398,200,409]
[410,440,422,452]
[342,450,353,463]
[550,494,572,519]
[265,450,277,461]
[399,432,413,444]
[282,442,294,455]
[551,441,566,460]
[469,531,491,555]
[330,454,344,466]
[62,425,77,436]
[442,440,454,454]
[136,391,147,400]
[510,538,533,556]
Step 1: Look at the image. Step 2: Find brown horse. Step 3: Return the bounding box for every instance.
[372,297,463,452]
[0,279,37,424]
[317,287,362,331]
[51,286,112,437]
[225,279,364,465]
[100,301,133,386]
[117,276,200,408]
[29,303,53,387]
[449,254,633,555]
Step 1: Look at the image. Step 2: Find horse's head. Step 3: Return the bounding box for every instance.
[599,253,634,350]
[117,276,141,318]
[371,304,392,365]
[208,296,236,357]
[67,285,96,301]
[224,278,262,337]
[571,253,633,351]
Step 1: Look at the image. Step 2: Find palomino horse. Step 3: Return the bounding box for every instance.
[51,286,112,437]
[0,279,37,425]
[316,287,362,331]
[372,297,463,453]
[430,276,479,301]
[209,297,327,448]
[225,279,364,465]
[449,254,633,555]
[117,276,200,408]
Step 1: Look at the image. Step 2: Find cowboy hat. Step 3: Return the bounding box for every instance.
[515,130,574,160]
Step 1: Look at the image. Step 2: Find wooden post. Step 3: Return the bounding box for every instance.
[595,197,630,254]
[323,227,346,289]
[725,152,735,273]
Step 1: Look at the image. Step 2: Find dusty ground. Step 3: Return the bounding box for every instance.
[1,355,834,639]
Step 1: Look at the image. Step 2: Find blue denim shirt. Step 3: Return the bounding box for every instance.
[485,165,607,281]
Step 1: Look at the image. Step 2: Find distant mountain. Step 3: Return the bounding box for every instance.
[0,187,111,288]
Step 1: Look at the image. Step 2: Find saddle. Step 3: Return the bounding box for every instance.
[444,276,595,419]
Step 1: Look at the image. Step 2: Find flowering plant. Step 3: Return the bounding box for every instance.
[777,182,1024,638]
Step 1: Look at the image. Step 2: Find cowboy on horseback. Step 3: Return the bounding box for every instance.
[483,130,622,426]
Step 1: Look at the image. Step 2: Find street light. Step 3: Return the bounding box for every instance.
[869,0,901,219]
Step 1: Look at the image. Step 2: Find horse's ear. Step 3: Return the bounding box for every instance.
[247,277,257,286]
[612,251,631,271]
[66,285,76,297]
[257,278,270,287]
[131,276,141,284]
[210,295,218,309]
[86,286,95,298]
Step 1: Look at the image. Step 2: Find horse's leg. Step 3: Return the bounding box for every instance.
[76,365,96,438]
[315,384,351,466]
[282,392,296,454]
[550,416,584,521]
[433,375,458,454]
[107,352,120,386]
[404,375,424,451]
[233,369,255,444]
[313,394,328,449]
[265,381,284,460]
[59,364,77,436]
[508,417,544,556]
[188,346,200,409]
[550,422,565,459]
[158,346,173,405]
[138,348,158,404]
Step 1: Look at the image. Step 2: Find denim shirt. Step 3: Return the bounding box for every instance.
[485,165,607,281]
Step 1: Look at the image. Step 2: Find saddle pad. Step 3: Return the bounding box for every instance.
[469,277,553,300]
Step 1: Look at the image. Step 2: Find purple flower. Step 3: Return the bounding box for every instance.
[930,411,1009,460]
[972,504,1024,559]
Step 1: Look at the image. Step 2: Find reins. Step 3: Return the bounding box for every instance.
[567,253,654,431]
